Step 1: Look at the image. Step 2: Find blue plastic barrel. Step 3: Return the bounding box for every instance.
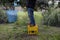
[6,10,18,23]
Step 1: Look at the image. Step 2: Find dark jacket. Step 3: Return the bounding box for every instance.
[26,0,36,9]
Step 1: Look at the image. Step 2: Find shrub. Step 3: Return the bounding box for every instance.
[43,8,60,26]
[0,9,7,23]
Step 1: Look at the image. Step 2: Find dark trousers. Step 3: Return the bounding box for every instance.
[27,8,35,26]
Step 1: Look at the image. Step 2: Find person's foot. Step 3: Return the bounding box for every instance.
[28,23,35,27]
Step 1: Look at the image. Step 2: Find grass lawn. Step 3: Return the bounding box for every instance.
[0,11,60,40]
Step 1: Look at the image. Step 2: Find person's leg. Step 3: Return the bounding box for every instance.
[28,8,35,26]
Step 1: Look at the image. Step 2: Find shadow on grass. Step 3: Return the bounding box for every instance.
[19,33,38,40]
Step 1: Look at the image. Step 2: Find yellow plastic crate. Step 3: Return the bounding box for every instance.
[28,24,38,34]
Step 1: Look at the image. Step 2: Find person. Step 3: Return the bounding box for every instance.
[26,0,36,26]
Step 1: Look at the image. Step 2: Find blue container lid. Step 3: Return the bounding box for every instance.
[6,9,18,16]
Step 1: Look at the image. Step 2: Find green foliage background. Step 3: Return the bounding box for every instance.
[42,8,60,26]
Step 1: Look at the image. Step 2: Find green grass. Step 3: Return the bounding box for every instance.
[0,11,60,40]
